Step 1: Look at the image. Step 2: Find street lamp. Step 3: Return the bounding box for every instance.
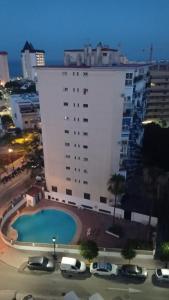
[52,236,57,260]
[8,148,14,171]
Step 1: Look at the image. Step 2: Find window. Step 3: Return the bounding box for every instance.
[64,102,68,106]
[125,80,132,86]
[66,177,71,181]
[52,186,57,192]
[78,144,80,148]
[73,72,75,76]
[25,121,28,124]
[74,117,76,121]
[77,72,79,76]
[73,88,75,92]
[78,156,80,160]
[62,71,67,76]
[74,156,76,160]
[83,157,88,161]
[64,130,69,134]
[84,193,90,200]
[83,72,88,76]
[84,169,88,173]
[63,87,68,92]
[77,103,79,107]
[65,142,70,146]
[83,104,88,108]
[77,88,79,92]
[103,52,107,56]
[65,154,70,158]
[83,88,88,95]
[74,144,76,147]
[100,197,107,203]
[66,189,72,195]
[83,132,88,136]
[83,118,88,122]
[66,166,70,170]
[74,131,76,135]
[83,145,88,149]
[64,116,69,120]
[83,181,88,185]
[126,73,133,79]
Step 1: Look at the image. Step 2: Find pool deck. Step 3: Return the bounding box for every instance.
[0,198,160,270]
[7,198,151,248]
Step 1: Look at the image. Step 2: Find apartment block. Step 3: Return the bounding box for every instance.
[10,93,40,130]
[21,41,45,81]
[0,51,9,85]
[37,62,148,209]
[145,62,169,125]
[64,42,128,67]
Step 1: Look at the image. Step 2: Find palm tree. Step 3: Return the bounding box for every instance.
[107,173,125,224]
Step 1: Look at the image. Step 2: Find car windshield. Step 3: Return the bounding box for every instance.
[42,257,48,265]
[137,266,142,274]
[157,269,162,276]
[75,260,81,269]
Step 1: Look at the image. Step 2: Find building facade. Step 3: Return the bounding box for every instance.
[0,51,9,86]
[145,62,169,125]
[21,41,45,81]
[10,93,40,130]
[64,42,128,67]
[37,63,148,208]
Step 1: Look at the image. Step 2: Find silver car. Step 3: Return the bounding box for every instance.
[155,268,169,282]
[27,256,55,271]
[90,262,118,276]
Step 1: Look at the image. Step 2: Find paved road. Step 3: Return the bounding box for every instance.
[0,261,168,300]
[0,169,33,210]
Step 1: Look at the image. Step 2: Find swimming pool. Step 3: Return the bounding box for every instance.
[11,209,77,244]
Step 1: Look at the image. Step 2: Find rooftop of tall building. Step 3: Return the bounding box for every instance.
[21,41,45,53]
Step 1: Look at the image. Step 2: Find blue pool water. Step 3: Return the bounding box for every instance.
[12,209,77,244]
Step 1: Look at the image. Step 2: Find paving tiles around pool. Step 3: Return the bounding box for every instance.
[9,199,151,249]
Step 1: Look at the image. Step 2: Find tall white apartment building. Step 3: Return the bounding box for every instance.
[37,63,148,209]
[21,41,45,81]
[0,51,9,86]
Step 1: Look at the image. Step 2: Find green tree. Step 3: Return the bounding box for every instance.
[121,245,136,264]
[159,242,169,268]
[107,174,125,224]
[79,240,99,262]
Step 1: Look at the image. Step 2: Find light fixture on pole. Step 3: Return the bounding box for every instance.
[8,148,14,171]
[52,236,57,260]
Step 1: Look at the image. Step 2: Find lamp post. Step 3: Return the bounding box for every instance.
[8,148,14,171]
[52,236,57,260]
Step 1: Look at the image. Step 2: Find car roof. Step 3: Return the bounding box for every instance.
[122,264,138,271]
[28,256,45,263]
[61,257,77,266]
[160,269,169,276]
[96,263,111,269]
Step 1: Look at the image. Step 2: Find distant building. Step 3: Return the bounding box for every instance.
[0,51,10,85]
[36,62,148,209]
[145,62,169,125]
[10,93,40,130]
[21,41,45,81]
[64,42,128,67]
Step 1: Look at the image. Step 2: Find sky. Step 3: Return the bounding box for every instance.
[0,0,169,74]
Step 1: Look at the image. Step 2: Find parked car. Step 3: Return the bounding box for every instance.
[90,262,118,276]
[120,264,148,279]
[60,257,86,273]
[27,256,55,271]
[155,268,169,282]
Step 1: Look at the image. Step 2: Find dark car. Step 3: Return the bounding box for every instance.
[120,264,148,279]
[27,256,55,271]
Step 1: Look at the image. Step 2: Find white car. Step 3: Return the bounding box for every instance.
[90,262,118,276]
[155,268,169,282]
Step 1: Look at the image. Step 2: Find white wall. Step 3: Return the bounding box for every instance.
[37,67,125,204]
